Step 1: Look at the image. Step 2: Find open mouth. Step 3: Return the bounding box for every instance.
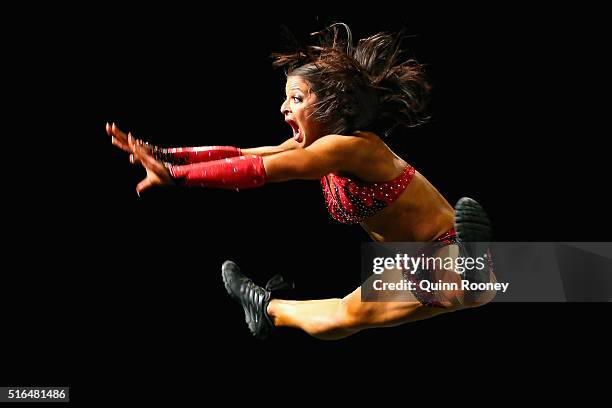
[286,120,303,143]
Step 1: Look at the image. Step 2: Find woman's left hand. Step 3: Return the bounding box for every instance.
[128,133,175,195]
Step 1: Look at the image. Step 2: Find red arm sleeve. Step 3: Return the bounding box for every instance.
[168,155,267,190]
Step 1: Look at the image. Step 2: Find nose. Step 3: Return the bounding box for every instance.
[280,99,290,116]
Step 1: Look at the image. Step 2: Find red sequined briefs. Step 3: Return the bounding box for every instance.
[320,165,416,224]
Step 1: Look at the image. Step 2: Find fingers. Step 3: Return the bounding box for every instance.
[129,154,141,165]
[128,133,144,166]
[136,177,154,196]
[112,136,130,152]
[111,122,129,143]
[106,122,155,157]
[114,124,148,150]
[127,131,137,151]
[107,122,131,152]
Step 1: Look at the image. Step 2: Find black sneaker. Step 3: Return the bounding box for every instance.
[221,260,293,340]
[454,197,493,289]
[454,197,491,243]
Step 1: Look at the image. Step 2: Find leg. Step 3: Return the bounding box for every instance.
[223,247,495,340]
[268,245,496,341]
[268,262,462,341]
[268,287,454,341]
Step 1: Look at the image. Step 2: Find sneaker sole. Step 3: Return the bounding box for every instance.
[221,260,274,340]
[221,260,240,302]
[454,197,492,243]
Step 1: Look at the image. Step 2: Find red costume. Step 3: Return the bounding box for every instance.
[320,164,416,225]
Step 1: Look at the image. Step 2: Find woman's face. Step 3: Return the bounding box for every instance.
[280,75,323,147]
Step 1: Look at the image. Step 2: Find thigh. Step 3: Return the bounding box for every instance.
[349,243,465,330]
[342,284,451,331]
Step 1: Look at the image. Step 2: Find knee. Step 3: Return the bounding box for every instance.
[434,289,496,311]
[463,288,496,308]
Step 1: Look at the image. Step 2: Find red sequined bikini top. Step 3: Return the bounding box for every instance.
[320,165,416,224]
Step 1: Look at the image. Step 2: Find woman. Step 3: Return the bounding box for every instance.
[107,23,494,340]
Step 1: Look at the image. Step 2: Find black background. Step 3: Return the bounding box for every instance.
[3,4,610,403]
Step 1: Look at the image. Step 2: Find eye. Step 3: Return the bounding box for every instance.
[292,96,302,103]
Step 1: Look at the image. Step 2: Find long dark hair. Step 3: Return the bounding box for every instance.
[272,23,431,136]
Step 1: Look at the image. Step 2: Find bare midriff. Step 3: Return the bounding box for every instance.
[359,170,455,242]
[352,132,455,242]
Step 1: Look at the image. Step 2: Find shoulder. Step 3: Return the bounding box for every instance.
[309,132,379,153]
[307,133,385,173]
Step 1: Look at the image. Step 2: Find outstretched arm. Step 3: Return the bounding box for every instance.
[130,134,370,194]
[107,122,297,165]
[157,138,299,163]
